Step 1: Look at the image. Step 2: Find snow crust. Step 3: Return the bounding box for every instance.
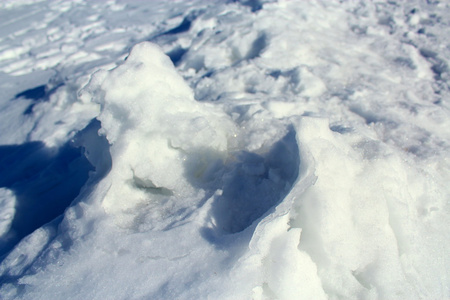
[0,0,449,299]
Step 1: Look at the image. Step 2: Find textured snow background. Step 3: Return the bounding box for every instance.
[0,0,449,299]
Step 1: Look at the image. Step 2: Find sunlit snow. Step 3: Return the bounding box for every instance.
[0,0,449,299]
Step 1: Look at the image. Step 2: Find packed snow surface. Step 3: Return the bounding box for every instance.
[0,0,449,299]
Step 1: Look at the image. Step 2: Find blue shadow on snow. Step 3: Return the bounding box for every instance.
[0,119,112,259]
[14,84,63,115]
[184,126,300,245]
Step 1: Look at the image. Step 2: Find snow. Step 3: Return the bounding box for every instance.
[0,0,449,299]
[80,41,237,227]
[0,189,15,238]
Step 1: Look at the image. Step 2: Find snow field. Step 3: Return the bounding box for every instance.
[0,0,449,299]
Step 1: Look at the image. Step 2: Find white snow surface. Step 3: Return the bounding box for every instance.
[0,0,449,299]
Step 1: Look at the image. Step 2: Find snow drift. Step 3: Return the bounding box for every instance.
[0,0,449,299]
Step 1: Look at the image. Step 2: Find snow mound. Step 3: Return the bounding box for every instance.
[80,42,238,228]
